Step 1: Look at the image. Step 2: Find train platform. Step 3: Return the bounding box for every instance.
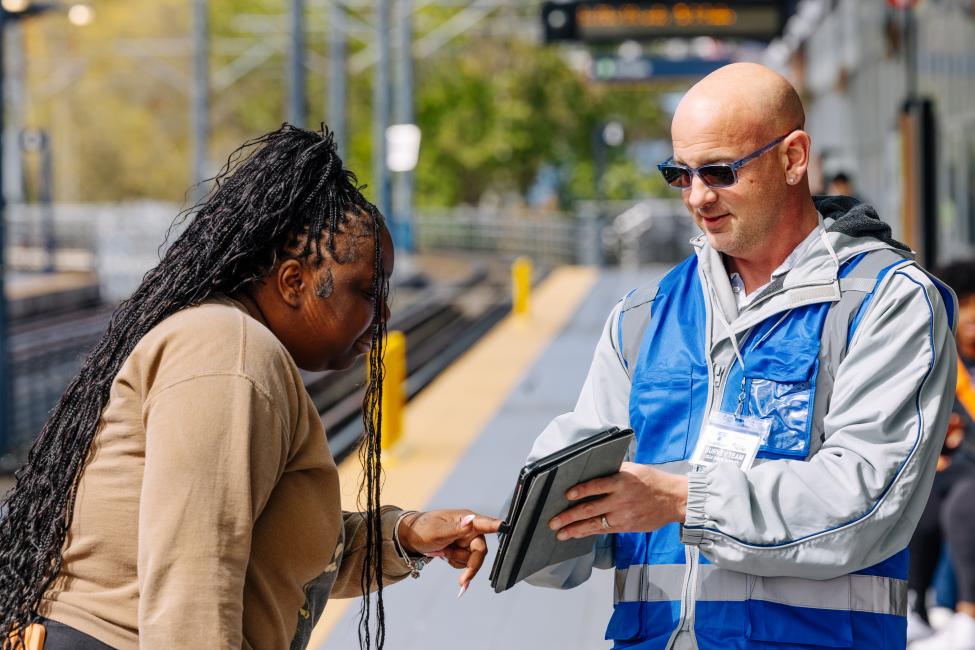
[314,264,667,650]
[6,271,100,320]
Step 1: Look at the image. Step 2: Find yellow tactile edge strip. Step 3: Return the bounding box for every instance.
[310,265,599,648]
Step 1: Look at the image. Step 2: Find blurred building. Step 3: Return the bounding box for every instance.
[768,0,975,266]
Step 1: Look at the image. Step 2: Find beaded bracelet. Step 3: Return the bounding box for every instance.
[393,510,429,579]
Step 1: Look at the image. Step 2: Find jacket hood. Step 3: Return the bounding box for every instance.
[689,194,914,328]
[689,194,912,263]
[815,195,911,252]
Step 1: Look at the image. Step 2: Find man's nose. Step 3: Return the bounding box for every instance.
[685,174,716,211]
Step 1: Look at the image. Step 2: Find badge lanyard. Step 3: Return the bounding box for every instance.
[690,279,770,471]
[691,227,836,470]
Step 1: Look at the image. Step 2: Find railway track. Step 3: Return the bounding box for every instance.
[2,263,516,468]
[311,280,513,461]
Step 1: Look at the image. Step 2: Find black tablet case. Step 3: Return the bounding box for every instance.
[490,427,634,593]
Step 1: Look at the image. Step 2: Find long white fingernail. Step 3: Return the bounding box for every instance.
[457,583,468,598]
[461,514,476,526]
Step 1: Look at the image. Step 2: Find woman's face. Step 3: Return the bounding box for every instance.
[264,222,394,372]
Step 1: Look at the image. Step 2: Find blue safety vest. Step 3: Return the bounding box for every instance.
[607,250,954,650]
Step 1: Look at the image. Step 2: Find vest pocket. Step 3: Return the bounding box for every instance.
[743,348,818,459]
[630,372,693,464]
[745,575,853,648]
[745,375,814,459]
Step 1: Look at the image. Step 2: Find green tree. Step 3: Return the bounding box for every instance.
[24,1,673,207]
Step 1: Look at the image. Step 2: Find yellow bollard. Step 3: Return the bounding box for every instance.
[512,256,533,316]
[379,330,407,451]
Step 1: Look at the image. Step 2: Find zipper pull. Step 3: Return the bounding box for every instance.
[713,365,724,389]
[735,378,747,418]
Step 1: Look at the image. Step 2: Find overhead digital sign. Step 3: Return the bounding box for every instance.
[542,1,787,43]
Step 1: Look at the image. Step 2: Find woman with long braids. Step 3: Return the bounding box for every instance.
[0,124,499,649]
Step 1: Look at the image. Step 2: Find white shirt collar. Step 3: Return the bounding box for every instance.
[730,215,825,310]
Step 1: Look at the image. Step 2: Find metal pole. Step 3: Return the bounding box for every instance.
[39,131,54,273]
[288,0,306,127]
[373,0,391,223]
[904,6,917,101]
[3,20,22,205]
[328,0,346,157]
[393,0,414,251]
[191,0,209,196]
[593,123,606,206]
[0,11,11,455]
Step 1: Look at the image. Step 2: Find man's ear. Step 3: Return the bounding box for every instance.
[275,259,305,308]
[783,130,811,185]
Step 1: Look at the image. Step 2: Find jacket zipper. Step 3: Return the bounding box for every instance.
[680,547,701,633]
[669,266,724,646]
[713,365,725,391]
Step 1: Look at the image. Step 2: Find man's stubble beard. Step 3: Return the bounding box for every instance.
[707,211,778,261]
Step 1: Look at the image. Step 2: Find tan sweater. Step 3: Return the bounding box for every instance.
[38,298,411,649]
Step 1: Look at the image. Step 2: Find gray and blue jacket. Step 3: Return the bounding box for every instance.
[526,197,958,649]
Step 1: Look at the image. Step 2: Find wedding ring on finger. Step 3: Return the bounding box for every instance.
[600,515,611,530]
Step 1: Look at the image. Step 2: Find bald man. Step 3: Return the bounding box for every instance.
[523,63,958,650]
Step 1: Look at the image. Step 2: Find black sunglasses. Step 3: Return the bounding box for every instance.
[657,131,795,189]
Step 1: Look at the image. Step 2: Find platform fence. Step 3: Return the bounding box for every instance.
[414,208,583,265]
[1,200,692,462]
[414,200,691,267]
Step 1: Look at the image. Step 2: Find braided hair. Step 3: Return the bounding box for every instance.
[0,124,392,648]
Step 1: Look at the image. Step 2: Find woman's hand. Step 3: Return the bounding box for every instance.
[397,509,501,595]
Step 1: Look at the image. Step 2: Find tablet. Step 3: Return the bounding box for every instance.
[490,427,634,593]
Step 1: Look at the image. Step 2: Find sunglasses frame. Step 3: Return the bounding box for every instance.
[657,131,795,189]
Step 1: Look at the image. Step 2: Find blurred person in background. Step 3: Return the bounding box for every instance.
[909,259,975,650]
[826,171,863,203]
[0,125,498,650]
[525,63,957,650]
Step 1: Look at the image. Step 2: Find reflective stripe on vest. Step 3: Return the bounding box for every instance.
[615,564,907,617]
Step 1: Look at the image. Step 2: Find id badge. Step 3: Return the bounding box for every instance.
[690,412,772,471]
